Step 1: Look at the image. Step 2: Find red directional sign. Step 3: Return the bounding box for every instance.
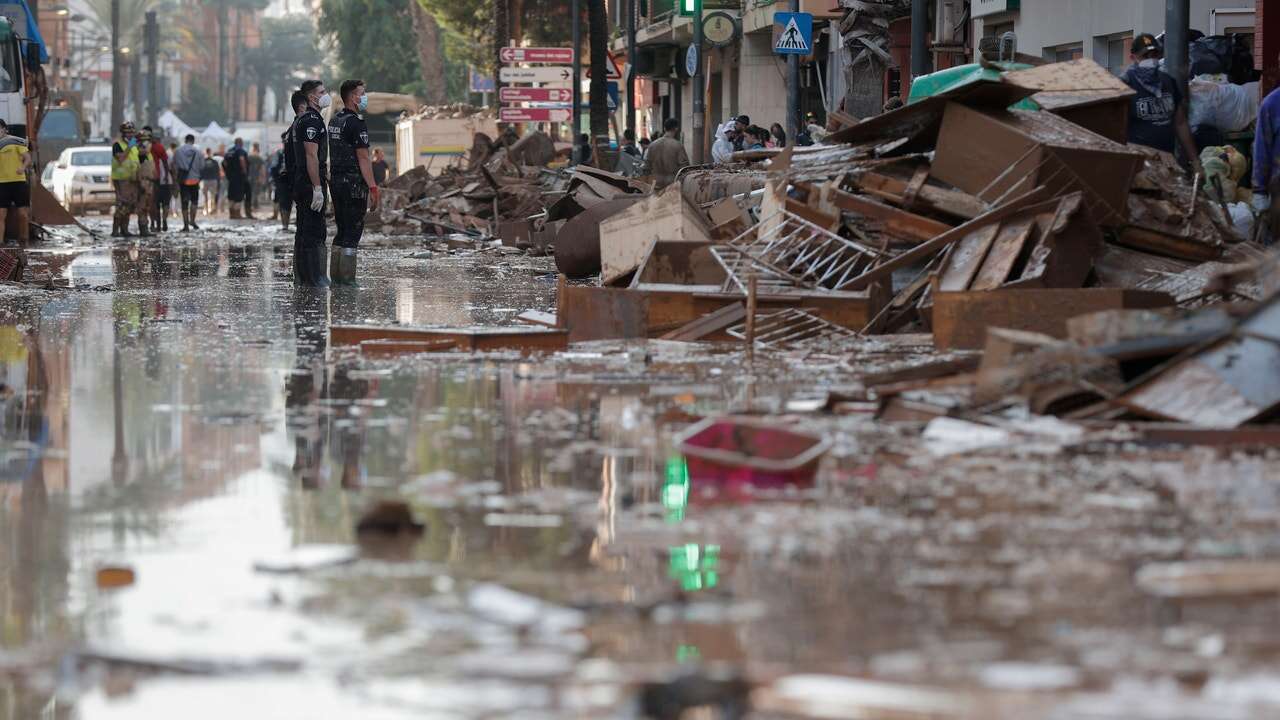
[499,87,574,103]
[499,47,575,64]
[499,107,571,123]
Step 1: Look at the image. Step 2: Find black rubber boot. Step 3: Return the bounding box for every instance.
[329,247,358,286]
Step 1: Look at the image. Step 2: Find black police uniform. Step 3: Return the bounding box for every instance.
[291,108,328,286]
[328,108,370,249]
[275,125,294,225]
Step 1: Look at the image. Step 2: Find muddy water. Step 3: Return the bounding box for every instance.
[3,224,1280,718]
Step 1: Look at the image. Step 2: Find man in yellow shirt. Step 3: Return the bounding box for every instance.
[0,118,31,249]
[111,121,141,237]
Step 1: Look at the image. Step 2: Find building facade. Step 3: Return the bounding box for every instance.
[972,0,1256,75]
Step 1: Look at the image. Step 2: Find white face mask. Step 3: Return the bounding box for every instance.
[1138,58,1159,69]
[317,93,332,109]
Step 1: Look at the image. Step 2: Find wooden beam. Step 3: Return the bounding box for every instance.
[829,189,953,244]
[856,170,988,220]
[843,186,1052,291]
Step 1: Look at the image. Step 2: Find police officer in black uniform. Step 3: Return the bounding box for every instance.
[276,90,308,231]
[327,79,380,285]
[292,79,331,287]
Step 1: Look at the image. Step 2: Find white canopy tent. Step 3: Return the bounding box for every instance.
[156,109,198,142]
[198,121,234,148]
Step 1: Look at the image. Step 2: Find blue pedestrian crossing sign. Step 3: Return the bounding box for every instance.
[773,12,813,55]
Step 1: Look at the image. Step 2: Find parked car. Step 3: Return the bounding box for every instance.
[49,146,114,214]
[40,161,54,191]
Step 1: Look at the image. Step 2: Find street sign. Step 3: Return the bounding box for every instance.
[773,12,813,55]
[586,53,623,80]
[499,86,574,103]
[499,47,575,64]
[469,68,496,93]
[685,45,699,79]
[499,66,574,83]
[499,107,571,123]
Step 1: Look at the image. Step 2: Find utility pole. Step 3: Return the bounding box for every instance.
[626,0,636,137]
[144,10,158,129]
[910,0,930,79]
[1164,0,1190,94]
[691,0,704,163]
[572,0,581,140]
[110,0,122,129]
[786,0,799,144]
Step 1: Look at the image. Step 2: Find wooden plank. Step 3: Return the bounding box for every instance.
[845,185,1052,291]
[938,223,1001,292]
[1115,225,1226,263]
[970,216,1037,290]
[828,189,953,245]
[659,302,747,342]
[516,310,558,328]
[856,171,987,220]
[931,288,1177,350]
[331,325,568,354]
[359,339,459,357]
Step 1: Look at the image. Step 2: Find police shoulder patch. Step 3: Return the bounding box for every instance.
[359,132,369,145]
[306,126,319,140]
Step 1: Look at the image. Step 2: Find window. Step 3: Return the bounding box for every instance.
[0,35,18,94]
[1094,32,1133,76]
[1044,42,1083,63]
[70,151,111,167]
[42,109,79,139]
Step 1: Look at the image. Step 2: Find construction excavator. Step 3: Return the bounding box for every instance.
[0,0,80,253]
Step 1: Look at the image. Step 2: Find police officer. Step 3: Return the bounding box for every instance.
[276,90,308,231]
[292,79,331,287]
[327,79,380,285]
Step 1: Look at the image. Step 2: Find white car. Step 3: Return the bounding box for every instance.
[49,145,114,214]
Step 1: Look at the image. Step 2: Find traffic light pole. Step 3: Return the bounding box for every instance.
[626,0,636,137]
[786,0,799,143]
[572,0,582,139]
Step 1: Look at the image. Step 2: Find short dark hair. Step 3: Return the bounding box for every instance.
[664,117,679,133]
[300,79,323,95]
[184,134,195,143]
[0,119,9,129]
[339,79,365,104]
[623,128,635,141]
[735,115,750,126]
[142,125,152,132]
[290,91,307,113]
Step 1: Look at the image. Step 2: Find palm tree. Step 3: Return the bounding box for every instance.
[586,0,607,162]
[85,0,196,125]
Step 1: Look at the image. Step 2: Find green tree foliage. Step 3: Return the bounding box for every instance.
[242,15,322,121]
[178,78,226,126]
[318,0,424,95]
[417,0,491,73]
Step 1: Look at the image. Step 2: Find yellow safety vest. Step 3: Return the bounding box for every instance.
[111,142,139,181]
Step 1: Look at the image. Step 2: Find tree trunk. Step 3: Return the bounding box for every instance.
[131,54,143,123]
[492,0,506,95]
[217,3,228,112]
[587,0,608,162]
[256,81,266,122]
[410,1,447,105]
[232,9,243,120]
[110,0,123,129]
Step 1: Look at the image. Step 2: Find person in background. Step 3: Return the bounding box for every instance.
[247,142,265,219]
[292,78,333,287]
[573,133,592,166]
[371,147,389,187]
[165,142,179,228]
[223,137,249,219]
[199,148,220,217]
[732,115,750,152]
[1120,33,1202,177]
[1254,57,1280,245]
[326,78,379,285]
[0,119,32,249]
[214,143,227,213]
[172,134,202,231]
[110,121,141,237]
[276,90,308,232]
[639,137,651,158]
[145,126,172,229]
[743,126,768,151]
[135,129,157,237]
[641,117,690,189]
[711,121,737,164]
[769,123,787,149]
[619,129,640,158]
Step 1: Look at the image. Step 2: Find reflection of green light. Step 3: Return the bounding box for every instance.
[668,543,720,591]
[676,644,701,663]
[662,455,689,523]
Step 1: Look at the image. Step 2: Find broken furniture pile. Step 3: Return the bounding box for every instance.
[549,57,1279,435]
[368,155,559,243]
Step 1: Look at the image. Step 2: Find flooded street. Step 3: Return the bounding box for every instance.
[3,220,1280,719]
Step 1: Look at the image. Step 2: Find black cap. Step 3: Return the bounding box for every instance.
[1131,33,1161,57]
[735,115,750,125]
